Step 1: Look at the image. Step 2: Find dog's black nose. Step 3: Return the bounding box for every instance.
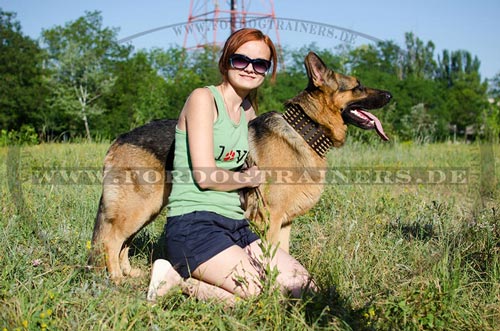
[384,92,392,100]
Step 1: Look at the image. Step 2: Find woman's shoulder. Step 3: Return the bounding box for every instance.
[181,87,217,124]
[188,87,214,102]
[184,87,217,113]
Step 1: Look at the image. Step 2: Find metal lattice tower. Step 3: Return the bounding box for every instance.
[183,0,282,52]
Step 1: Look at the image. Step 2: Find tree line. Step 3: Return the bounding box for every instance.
[1,10,499,145]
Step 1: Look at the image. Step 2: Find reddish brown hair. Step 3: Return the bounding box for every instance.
[218,28,278,82]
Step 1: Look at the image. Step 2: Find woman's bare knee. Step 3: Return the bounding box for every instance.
[229,271,264,298]
[281,270,317,298]
[247,241,317,297]
[192,245,264,298]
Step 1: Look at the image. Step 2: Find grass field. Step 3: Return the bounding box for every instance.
[1,140,499,330]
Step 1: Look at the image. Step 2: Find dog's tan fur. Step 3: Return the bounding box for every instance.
[90,52,391,281]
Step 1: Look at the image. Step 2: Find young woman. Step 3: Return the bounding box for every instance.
[147,28,316,305]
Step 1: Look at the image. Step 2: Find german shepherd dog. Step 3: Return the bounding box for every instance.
[90,52,392,281]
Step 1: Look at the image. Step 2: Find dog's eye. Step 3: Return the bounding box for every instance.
[354,84,364,92]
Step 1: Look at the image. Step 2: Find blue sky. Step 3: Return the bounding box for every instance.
[1,0,499,80]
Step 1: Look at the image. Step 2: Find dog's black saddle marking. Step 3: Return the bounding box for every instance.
[113,119,177,168]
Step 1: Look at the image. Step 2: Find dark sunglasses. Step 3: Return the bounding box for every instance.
[229,54,271,75]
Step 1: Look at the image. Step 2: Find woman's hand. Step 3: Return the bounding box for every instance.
[242,165,264,188]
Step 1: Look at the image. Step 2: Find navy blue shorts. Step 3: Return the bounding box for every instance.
[163,211,260,278]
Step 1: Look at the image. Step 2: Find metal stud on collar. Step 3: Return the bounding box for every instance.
[283,103,333,158]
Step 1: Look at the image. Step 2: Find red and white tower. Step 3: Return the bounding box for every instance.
[183,0,282,52]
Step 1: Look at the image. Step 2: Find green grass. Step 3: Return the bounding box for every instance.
[1,140,499,330]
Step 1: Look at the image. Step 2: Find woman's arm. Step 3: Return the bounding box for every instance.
[183,88,261,191]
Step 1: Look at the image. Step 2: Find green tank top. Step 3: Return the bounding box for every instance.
[167,85,249,219]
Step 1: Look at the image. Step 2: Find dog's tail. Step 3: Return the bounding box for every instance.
[88,195,106,268]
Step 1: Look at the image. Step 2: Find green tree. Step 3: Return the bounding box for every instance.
[41,11,130,140]
[437,49,482,85]
[437,50,488,135]
[100,51,170,134]
[186,46,220,86]
[100,47,209,138]
[483,72,500,140]
[0,9,48,134]
[403,32,437,80]
[153,47,206,116]
[488,72,500,99]
[348,41,401,88]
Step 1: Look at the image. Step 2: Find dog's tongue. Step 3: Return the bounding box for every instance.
[359,110,389,141]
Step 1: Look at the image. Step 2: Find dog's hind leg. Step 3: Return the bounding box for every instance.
[90,201,127,281]
[103,227,125,280]
[91,178,166,281]
[116,210,160,278]
[108,193,165,281]
[92,201,161,281]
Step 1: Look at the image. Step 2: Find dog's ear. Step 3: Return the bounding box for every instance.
[305,52,337,90]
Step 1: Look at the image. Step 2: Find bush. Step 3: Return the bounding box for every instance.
[0,125,39,146]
